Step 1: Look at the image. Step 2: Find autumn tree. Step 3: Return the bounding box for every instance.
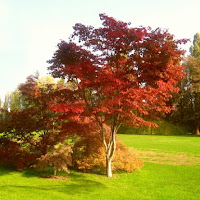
[0,74,65,169]
[48,14,187,177]
[16,75,64,153]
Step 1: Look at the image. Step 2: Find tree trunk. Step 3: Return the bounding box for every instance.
[54,168,57,176]
[106,157,112,178]
[99,121,118,178]
[196,124,200,135]
[105,133,116,178]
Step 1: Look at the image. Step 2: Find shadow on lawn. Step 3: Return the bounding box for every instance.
[0,181,105,194]
[0,164,17,176]
[0,173,106,195]
[8,169,107,194]
[0,165,106,194]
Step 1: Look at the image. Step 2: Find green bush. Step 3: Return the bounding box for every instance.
[118,121,190,135]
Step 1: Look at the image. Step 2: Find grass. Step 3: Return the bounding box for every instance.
[119,134,200,154]
[0,134,200,200]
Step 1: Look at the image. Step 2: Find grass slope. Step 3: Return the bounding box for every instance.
[0,135,200,200]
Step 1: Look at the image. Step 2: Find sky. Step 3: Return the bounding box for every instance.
[0,0,200,100]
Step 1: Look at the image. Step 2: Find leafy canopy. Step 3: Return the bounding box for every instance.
[48,14,187,128]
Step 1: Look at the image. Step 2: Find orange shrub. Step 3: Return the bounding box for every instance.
[72,132,143,173]
[35,145,72,176]
[112,140,144,172]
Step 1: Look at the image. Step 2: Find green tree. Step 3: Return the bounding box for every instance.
[172,33,200,135]
[2,92,10,111]
[0,98,2,119]
[187,57,200,134]
[10,89,21,111]
[188,33,200,134]
[190,33,200,57]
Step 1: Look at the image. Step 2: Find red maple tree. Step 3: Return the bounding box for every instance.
[0,75,64,170]
[48,14,187,177]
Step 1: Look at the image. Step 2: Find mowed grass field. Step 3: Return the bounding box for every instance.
[0,134,200,200]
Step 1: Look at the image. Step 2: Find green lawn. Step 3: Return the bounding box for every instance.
[0,134,200,200]
[119,134,200,154]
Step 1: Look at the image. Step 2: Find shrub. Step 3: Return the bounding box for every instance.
[112,140,143,172]
[118,120,190,135]
[35,145,72,176]
[0,138,38,171]
[72,132,143,174]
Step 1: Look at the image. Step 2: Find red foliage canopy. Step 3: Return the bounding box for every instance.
[49,14,187,127]
[0,75,64,170]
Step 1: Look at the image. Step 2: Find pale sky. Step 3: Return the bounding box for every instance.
[0,0,200,100]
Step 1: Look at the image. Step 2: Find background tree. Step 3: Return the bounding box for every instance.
[48,14,187,177]
[10,89,21,111]
[171,33,200,135]
[2,92,10,111]
[184,57,200,134]
[1,93,11,120]
[190,33,200,57]
[0,98,2,119]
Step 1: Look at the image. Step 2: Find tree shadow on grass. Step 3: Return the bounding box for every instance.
[11,169,107,195]
[21,167,106,180]
[0,175,106,195]
[0,164,18,176]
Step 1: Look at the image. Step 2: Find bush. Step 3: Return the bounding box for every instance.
[118,120,190,135]
[0,139,39,171]
[0,130,63,171]
[112,140,143,172]
[35,145,72,176]
[72,132,143,174]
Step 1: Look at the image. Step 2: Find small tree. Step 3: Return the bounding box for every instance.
[0,75,66,170]
[35,145,72,176]
[48,14,187,177]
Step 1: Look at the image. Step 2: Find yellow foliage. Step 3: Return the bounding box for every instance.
[36,75,57,90]
[35,145,72,175]
[72,133,143,173]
